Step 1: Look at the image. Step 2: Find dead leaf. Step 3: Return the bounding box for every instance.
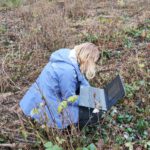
[0,92,13,100]
[96,138,104,150]
[135,146,142,150]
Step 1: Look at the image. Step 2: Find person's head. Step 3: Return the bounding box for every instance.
[74,42,100,80]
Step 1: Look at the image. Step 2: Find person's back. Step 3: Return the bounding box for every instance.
[20,43,100,129]
[20,48,89,128]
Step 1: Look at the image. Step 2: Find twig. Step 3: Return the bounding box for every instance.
[28,119,45,144]
[0,143,16,148]
[97,68,116,73]
[14,137,37,144]
[1,53,21,91]
[129,7,146,18]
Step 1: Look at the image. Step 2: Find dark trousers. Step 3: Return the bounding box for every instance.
[78,106,103,129]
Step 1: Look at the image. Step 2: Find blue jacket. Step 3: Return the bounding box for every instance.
[20,48,89,129]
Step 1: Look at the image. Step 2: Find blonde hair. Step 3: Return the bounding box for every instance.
[74,42,99,79]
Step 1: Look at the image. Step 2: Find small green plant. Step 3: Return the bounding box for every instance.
[125,142,133,150]
[44,141,63,150]
[0,0,22,8]
[76,143,97,150]
[102,50,111,59]
[0,135,6,144]
[99,17,113,24]
[123,37,133,49]
[125,83,139,99]
[57,95,78,113]
[83,34,99,43]
[125,27,150,41]
[117,114,133,123]
[0,25,7,34]
[136,119,149,134]
[126,28,142,38]
[115,135,125,145]
[101,128,108,143]
[86,143,97,150]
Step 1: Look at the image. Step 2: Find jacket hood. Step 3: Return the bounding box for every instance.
[49,48,88,84]
[49,48,74,65]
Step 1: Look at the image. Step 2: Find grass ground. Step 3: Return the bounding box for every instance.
[0,0,150,149]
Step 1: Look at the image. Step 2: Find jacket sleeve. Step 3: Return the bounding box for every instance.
[59,69,79,106]
[81,75,90,86]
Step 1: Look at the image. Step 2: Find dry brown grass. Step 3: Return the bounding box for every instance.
[1,0,149,92]
[0,0,150,149]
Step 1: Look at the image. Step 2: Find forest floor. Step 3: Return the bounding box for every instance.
[0,0,150,149]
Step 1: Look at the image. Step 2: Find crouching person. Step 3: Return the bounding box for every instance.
[20,42,100,129]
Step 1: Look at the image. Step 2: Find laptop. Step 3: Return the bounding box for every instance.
[79,75,125,111]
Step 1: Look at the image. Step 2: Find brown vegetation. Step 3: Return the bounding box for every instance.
[0,0,150,149]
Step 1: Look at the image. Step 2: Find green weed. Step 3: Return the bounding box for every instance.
[123,37,133,49]
[0,0,22,8]
[115,135,125,145]
[136,119,149,135]
[125,83,139,99]
[44,141,63,150]
[0,25,7,34]
[117,114,133,123]
[125,26,150,41]
[99,17,113,24]
[83,34,99,43]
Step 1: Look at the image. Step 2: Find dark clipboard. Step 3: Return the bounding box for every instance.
[104,75,125,110]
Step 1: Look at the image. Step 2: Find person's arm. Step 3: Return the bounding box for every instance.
[59,69,79,106]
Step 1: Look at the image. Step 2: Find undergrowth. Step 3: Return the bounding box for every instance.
[0,0,150,149]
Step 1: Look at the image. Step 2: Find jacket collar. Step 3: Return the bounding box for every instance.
[68,49,85,83]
